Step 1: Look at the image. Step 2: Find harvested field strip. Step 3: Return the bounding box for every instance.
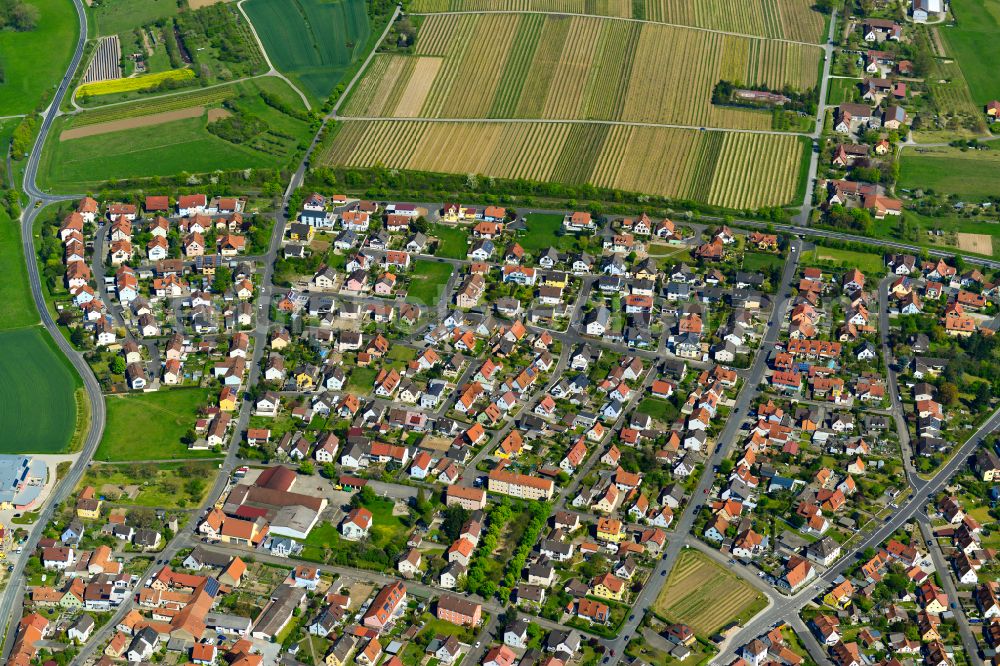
[395,57,443,116]
[380,57,419,116]
[489,13,545,116]
[61,106,207,140]
[70,86,236,126]
[321,120,804,207]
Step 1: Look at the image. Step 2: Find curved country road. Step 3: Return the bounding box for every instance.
[0,0,106,657]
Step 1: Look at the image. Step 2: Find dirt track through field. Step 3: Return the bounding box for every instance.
[60,106,208,140]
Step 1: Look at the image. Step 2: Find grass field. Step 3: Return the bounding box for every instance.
[301,496,408,561]
[0,118,19,184]
[802,246,885,274]
[519,213,568,253]
[40,77,312,191]
[0,207,79,454]
[89,0,180,36]
[637,397,679,423]
[652,550,767,636]
[322,120,807,208]
[428,223,468,259]
[243,0,370,102]
[826,77,860,105]
[407,259,453,306]
[407,0,825,42]
[0,0,78,115]
[41,113,266,189]
[347,366,378,393]
[0,328,78,453]
[0,208,40,331]
[342,14,821,129]
[899,146,1000,201]
[96,387,216,461]
[942,0,1000,104]
[742,251,785,272]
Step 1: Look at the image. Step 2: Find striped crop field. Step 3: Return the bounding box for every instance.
[71,86,237,126]
[341,14,821,129]
[653,550,767,637]
[320,119,807,208]
[407,0,825,42]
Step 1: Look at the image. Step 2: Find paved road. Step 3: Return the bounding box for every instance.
[604,238,802,666]
[330,5,401,118]
[66,15,411,656]
[793,9,837,226]
[72,109,306,666]
[335,197,1000,272]
[919,520,982,665]
[877,274,918,484]
[0,0,104,656]
[721,404,1000,659]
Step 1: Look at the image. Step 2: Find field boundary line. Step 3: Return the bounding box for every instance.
[236,0,313,111]
[63,75,267,117]
[407,10,826,48]
[59,105,208,140]
[333,115,813,137]
[332,4,403,117]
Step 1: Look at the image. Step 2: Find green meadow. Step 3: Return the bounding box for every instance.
[39,77,313,191]
[0,0,78,115]
[96,387,216,461]
[943,0,1000,104]
[243,0,370,102]
[0,207,79,453]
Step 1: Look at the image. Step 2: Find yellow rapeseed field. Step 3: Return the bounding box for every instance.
[77,68,195,97]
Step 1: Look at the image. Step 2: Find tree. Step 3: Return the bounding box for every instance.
[938,382,959,407]
[7,2,39,31]
[350,485,377,508]
[213,266,233,294]
[974,381,992,409]
[110,356,127,374]
[299,461,315,475]
[70,327,86,347]
[128,507,156,528]
[441,505,470,542]
[413,488,434,525]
